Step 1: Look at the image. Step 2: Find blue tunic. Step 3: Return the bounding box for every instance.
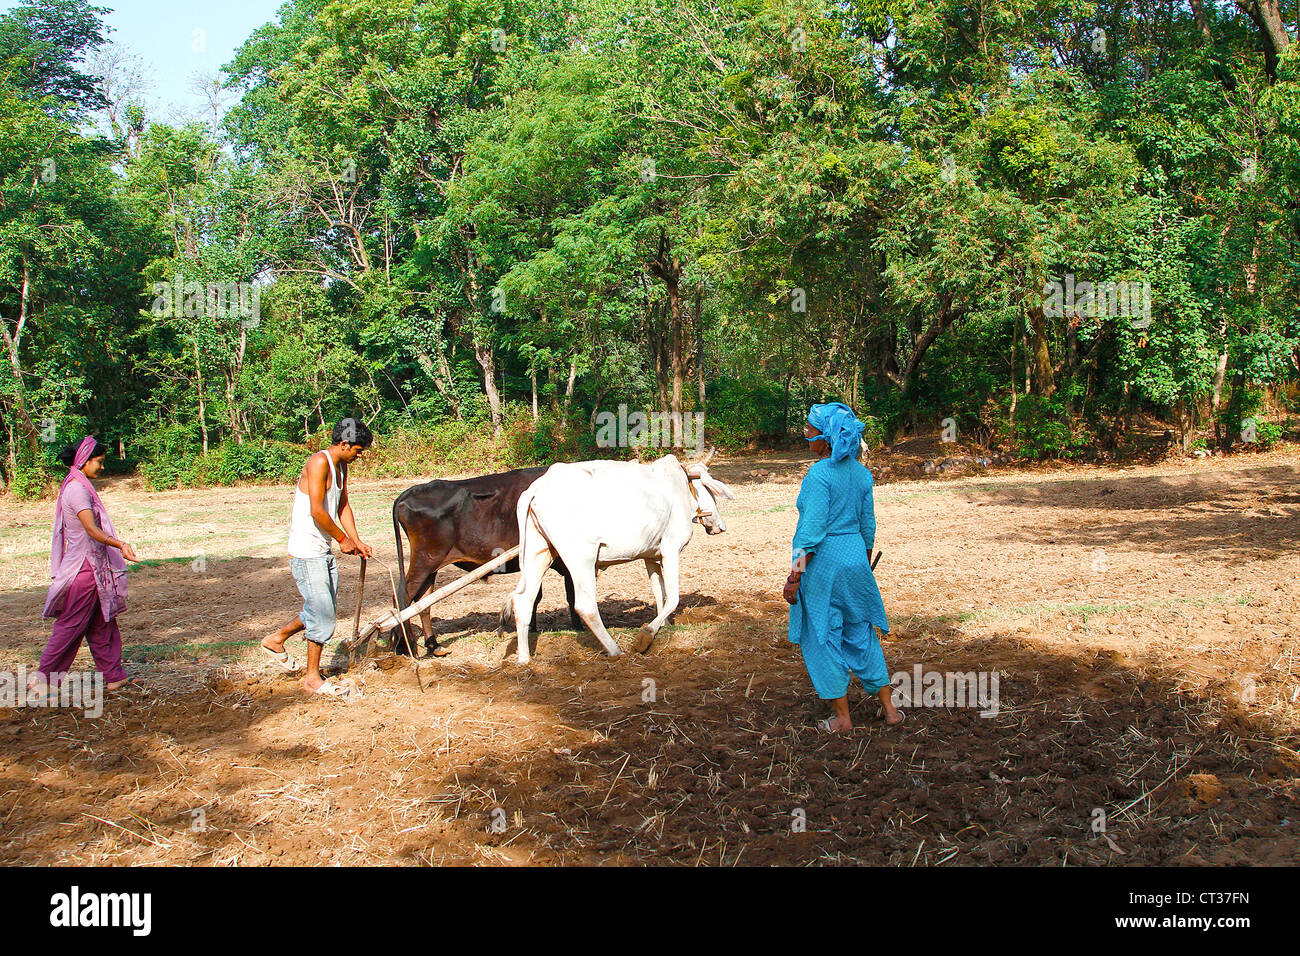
[787,457,891,698]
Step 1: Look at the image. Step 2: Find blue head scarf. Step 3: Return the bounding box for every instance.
[806,402,865,462]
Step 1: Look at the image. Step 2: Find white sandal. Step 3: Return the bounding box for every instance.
[311,681,351,698]
[261,644,300,672]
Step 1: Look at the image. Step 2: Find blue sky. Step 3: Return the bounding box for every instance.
[2,0,287,120]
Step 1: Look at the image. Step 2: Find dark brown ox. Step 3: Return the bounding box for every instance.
[391,467,577,655]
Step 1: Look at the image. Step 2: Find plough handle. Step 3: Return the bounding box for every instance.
[352,556,367,643]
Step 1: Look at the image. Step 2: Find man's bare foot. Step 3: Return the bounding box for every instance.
[882,708,906,727]
[261,634,289,655]
[260,635,302,672]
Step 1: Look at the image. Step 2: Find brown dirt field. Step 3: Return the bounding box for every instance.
[1,448,1298,866]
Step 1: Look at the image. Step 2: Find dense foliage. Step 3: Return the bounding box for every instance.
[2,0,1297,492]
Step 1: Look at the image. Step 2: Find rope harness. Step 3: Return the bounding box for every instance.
[685,470,714,523]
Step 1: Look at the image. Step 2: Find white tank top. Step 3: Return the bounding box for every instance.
[287,450,343,558]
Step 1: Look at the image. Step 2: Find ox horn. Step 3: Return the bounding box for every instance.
[693,445,715,467]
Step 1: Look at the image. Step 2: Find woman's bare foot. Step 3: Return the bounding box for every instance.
[817,715,852,733]
[814,695,855,732]
[26,676,51,701]
[876,686,905,726]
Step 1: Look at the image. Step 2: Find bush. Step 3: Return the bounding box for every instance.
[127,408,689,492]
[199,440,303,485]
[342,418,493,480]
[855,387,908,445]
[136,422,305,489]
[349,407,608,480]
[1218,387,1286,451]
[6,459,51,499]
[1217,387,1263,447]
[1241,418,1284,451]
[705,373,786,448]
[136,423,205,490]
[1014,396,1076,459]
[505,407,602,467]
[993,394,1088,460]
[860,415,887,451]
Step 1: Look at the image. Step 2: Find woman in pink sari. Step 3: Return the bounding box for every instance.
[29,436,138,695]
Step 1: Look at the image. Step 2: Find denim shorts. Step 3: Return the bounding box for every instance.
[290,555,338,645]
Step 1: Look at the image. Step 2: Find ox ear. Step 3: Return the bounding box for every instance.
[701,476,734,500]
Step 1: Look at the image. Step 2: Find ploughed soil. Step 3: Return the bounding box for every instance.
[0,446,1298,865]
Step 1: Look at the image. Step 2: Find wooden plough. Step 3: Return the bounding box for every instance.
[341,545,521,688]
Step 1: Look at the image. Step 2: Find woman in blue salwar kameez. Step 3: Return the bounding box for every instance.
[784,402,904,732]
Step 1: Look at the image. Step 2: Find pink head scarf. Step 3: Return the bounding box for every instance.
[43,436,128,621]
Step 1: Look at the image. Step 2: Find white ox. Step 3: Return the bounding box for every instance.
[504,450,734,664]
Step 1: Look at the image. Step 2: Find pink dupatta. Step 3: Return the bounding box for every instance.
[42,436,128,621]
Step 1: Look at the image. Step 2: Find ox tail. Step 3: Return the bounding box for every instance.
[393,497,410,612]
[392,498,420,653]
[392,496,408,608]
[499,488,539,631]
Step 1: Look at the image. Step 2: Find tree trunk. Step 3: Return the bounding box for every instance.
[228,325,247,445]
[562,357,577,421]
[782,370,793,440]
[1236,0,1291,80]
[648,232,685,445]
[1,261,42,458]
[670,295,683,445]
[881,295,967,394]
[195,338,209,455]
[1211,314,1230,447]
[1176,398,1193,454]
[416,344,463,420]
[1028,303,1055,398]
[1191,0,1239,90]
[1009,316,1019,440]
[654,325,669,413]
[695,288,706,415]
[1220,369,1248,450]
[459,237,502,432]
[474,339,503,434]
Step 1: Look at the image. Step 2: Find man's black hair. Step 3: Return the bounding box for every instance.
[56,437,108,467]
[332,417,373,449]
